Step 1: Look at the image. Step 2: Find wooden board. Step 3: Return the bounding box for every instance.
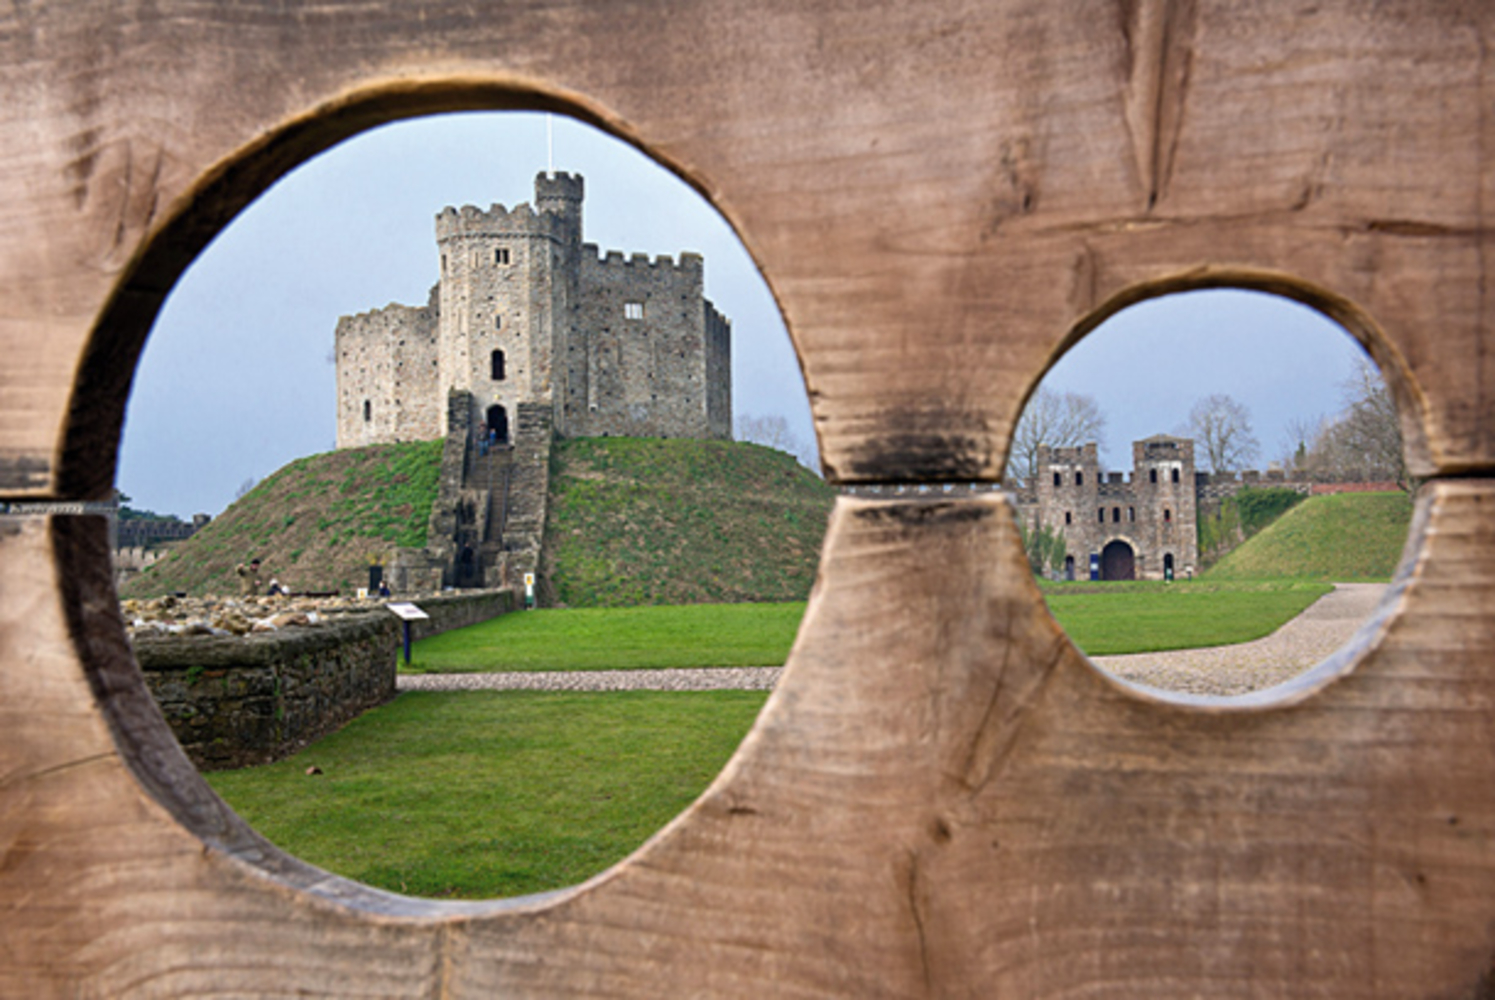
[1,1,1493,995]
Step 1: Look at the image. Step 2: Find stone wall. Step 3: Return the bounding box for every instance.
[136,588,518,769]
[335,290,441,448]
[401,587,517,641]
[569,248,728,440]
[136,612,399,770]
[495,402,553,590]
[416,388,475,588]
[436,198,569,442]
[1019,436,1201,580]
[334,173,730,451]
[704,301,732,440]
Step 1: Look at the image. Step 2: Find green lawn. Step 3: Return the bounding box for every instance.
[407,581,1334,672]
[1041,579,1334,656]
[207,690,768,899]
[406,601,806,673]
[211,584,1339,900]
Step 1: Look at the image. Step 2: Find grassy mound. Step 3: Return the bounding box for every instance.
[1205,491,1413,582]
[543,437,835,606]
[121,440,444,598]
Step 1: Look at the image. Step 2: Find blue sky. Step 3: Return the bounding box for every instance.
[1045,289,1372,471]
[119,112,1371,517]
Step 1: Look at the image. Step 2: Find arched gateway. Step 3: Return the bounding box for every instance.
[1100,539,1136,581]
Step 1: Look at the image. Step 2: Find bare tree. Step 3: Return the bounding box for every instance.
[1005,388,1107,486]
[234,477,257,500]
[1299,358,1406,487]
[1278,414,1323,472]
[735,413,819,472]
[1188,393,1260,472]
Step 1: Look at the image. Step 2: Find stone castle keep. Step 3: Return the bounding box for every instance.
[335,171,731,449]
[1014,435,1202,581]
[333,172,732,591]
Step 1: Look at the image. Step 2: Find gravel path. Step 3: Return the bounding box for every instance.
[400,584,1386,699]
[1092,583,1388,696]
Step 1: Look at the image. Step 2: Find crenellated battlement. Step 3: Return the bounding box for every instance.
[535,170,584,202]
[434,201,567,241]
[336,300,433,328]
[582,244,704,273]
[340,169,730,460]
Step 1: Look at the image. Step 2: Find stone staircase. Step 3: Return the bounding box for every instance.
[398,391,553,595]
[450,441,513,589]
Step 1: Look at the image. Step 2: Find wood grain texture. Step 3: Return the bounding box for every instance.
[1,1,1493,995]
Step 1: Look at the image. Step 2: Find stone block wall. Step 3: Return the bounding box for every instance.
[401,588,517,641]
[1023,437,1201,580]
[568,248,727,440]
[420,389,474,585]
[136,612,399,771]
[705,301,732,440]
[495,402,554,590]
[334,173,730,451]
[136,589,517,770]
[335,291,441,448]
[436,201,568,440]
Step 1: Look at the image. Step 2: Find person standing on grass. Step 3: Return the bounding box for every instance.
[235,557,262,597]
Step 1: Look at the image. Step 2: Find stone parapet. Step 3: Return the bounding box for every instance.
[401,588,517,641]
[134,588,517,770]
[136,612,399,771]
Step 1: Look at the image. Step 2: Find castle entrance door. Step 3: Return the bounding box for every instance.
[1100,540,1135,581]
[487,405,509,445]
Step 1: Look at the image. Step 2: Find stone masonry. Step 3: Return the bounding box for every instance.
[335,172,731,448]
[1011,435,1391,581]
[1016,435,1201,581]
[334,172,733,592]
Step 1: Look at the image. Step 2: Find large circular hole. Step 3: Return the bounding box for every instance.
[1008,288,1415,700]
[113,110,825,900]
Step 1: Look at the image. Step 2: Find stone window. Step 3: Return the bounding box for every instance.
[1171,467,1180,484]
[625,302,644,320]
[1150,468,1158,484]
[495,248,510,265]
[1064,511,1072,525]
[495,315,502,329]
[441,253,447,275]
[1128,506,1135,522]
[1112,507,1121,523]
[1052,472,1061,487]
[363,400,371,423]
[1075,471,1084,487]
[1097,508,1104,523]
[491,350,506,381]
[1164,508,1172,523]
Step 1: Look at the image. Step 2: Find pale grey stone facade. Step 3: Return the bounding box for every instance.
[335,172,731,449]
[1016,435,1200,581]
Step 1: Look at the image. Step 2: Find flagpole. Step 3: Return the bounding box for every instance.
[547,113,554,176]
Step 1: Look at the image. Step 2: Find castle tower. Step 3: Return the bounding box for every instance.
[535,173,585,437]
[335,170,730,452]
[1131,435,1199,579]
[535,171,584,248]
[433,173,583,440]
